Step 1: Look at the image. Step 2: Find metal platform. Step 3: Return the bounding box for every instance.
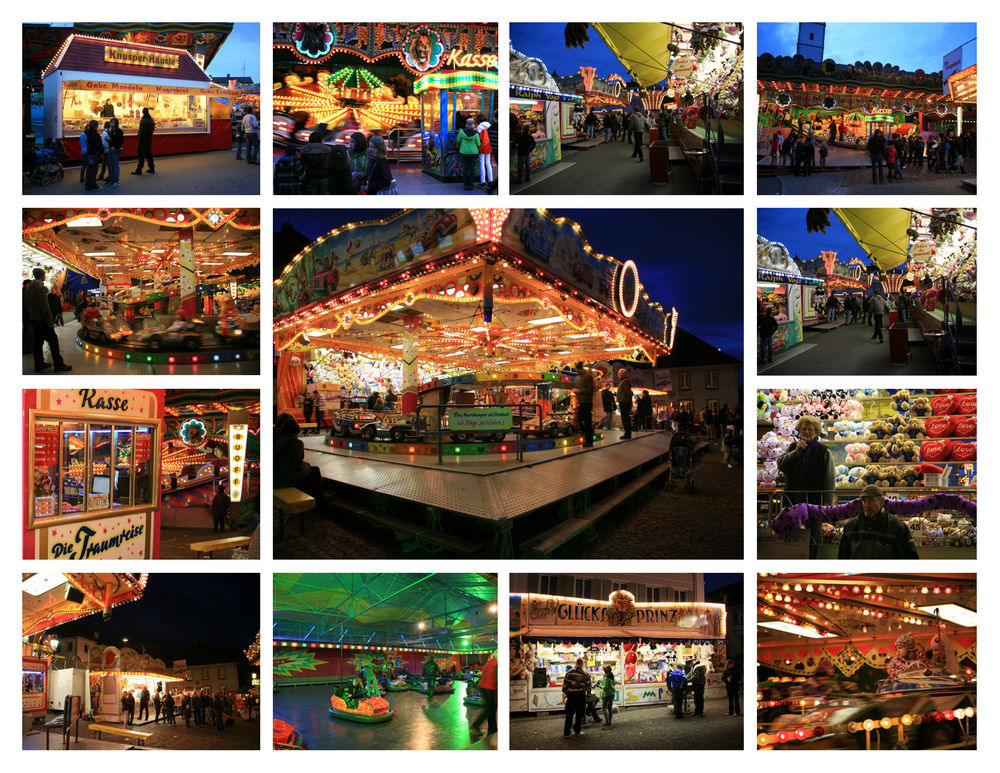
[305,431,672,522]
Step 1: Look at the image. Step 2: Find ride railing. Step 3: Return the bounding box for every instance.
[414,403,542,465]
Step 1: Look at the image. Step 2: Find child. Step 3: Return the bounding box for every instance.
[818,141,828,168]
[585,687,602,724]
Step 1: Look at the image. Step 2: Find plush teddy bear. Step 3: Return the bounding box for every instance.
[863,464,883,486]
[889,433,908,458]
[881,466,900,488]
[891,389,912,413]
[867,441,890,463]
[848,466,867,486]
[845,442,869,465]
[910,396,930,417]
[868,419,891,440]
[899,465,919,487]
[905,417,926,440]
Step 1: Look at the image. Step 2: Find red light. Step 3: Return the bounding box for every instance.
[944,710,954,720]
[795,728,807,740]
[922,714,933,723]
[776,731,789,743]
[168,356,175,363]
[813,726,825,737]
[408,447,416,453]
[933,587,941,594]
[933,712,945,722]
[945,586,953,594]
[500,445,507,451]
[853,586,860,594]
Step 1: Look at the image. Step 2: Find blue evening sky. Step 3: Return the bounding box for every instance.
[757,209,872,266]
[207,23,260,81]
[758,23,976,72]
[511,22,636,82]
[276,208,743,362]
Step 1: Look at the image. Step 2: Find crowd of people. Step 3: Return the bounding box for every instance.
[767,122,975,185]
[559,655,742,736]
[275,114,496,195]
[117,686,259,730]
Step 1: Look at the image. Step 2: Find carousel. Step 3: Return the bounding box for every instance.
[757,573,976,750]
[23,208,261,372]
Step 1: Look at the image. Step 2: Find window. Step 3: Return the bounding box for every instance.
[539,575,558,595]
[201,668,210,680]
[217,666,227,679]
[610,582,626,591]
[645,587,661,603]
[679,372,691,391]
[707,400,720,414]
[575,578,593,598]
[673,589,688,602]
[705,370,719,389]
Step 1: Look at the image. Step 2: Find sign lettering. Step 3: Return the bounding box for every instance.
[447,407,513,431]
[105,46,179,69]
[78,389,129,413]
[50,523,145,560]
[444,48,498,70]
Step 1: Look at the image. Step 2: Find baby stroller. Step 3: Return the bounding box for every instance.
[667,430,694,492]
[24,142,66,186]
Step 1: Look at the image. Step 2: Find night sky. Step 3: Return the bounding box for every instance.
[758,23,976,72]
[703,573,741,594]
[51,574,259,666]
[758,208,872,267]
[511,23,633,83]
[275,208,743,362]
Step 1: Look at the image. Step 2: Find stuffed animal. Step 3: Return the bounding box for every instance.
[900,465,919,487]
[881,466,900,488]
[867,441,889,463]
[956,394,977,415]
[889,433,909,458]
[950,441,976,462]
[869,419,891,439]
[920,440,953,462]
[953,416,976,437]
[863,464,883,486]
[905,417,926,440]
[930,394,955,415]
[846,442,870,464]
[847,466,867,487]
[910,396,930,416]
[891,389,912,413]
[924,415,955,438]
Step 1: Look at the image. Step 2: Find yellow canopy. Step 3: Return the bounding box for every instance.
[592,23,675,88]
[833,208,911,271]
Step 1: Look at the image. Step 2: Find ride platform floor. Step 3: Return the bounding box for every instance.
[23,315,259,375]
[304,430,671,521]
[273,682,496,750]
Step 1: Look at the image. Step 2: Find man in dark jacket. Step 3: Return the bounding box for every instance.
[666,664,687,718]
[573,361,595,447]
[139,687,150,721]
[514,125,536,183]
[722,657,741,715]
[601,385,616,429]
[837,485,919,559]
[132,108,156,175]
[83,121,104,190]
[688,661,707,716]
[759,308,778,363]
[867,130,886,183]
[616,369,633,439]
[154,690,162,722]
[562,658,591,736]
[212,482,229,532]
[26,268,71,372]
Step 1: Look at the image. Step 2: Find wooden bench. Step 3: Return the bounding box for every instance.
[335,499,480,556]
[520,460,671,557]
[299,422,319,435]
[89,723,153,746]
[189,535,252,559]
[274,487,315,541]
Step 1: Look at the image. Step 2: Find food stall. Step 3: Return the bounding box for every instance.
[42,34,234,161]
[509,47,582,177]
[24,389,164,560]
[87,645,182,721]
[757,389,977,559]
[510,591,726,712]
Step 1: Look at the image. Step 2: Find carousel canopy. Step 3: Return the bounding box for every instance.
[274,209,674,371]
[22,208,260,284]
[23,573,147,637]
[833,208,911,271]
[274,573,497,652]
[758,574,976,676]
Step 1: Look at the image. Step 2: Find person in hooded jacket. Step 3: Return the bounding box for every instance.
[300,131,331,194]
[455,117,481,190]
[132,108,156,175]
[274,413,327,514]
[83,121,104,191]
[104,118,124,187]
[476,114,493,188]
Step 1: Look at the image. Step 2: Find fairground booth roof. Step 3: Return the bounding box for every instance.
[274,209,676,371]
[274,573,498,654]
[23,572,147,637]
[23,23,234,78]
[162,390,260,475]
[23,208,260,284]
[758,574,976,676]
[757,54,968,117]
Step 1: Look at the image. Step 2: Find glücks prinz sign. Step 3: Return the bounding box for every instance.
[524,592,724,638]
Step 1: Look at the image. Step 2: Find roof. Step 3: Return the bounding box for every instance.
[656,327,740,368]
[274,573,497,652]
[42,34,210,82]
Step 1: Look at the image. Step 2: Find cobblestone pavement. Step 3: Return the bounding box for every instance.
[23,716,260,750]
[574,448,743,559]
[758,157,975,195]
[23,148,260,195]
[510,694,743,750]
[275,508,407,559]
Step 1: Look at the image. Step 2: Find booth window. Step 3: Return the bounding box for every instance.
[61,84,208,136]
[511,100,551,141]
[23,670,44,695]
[30,415,158,527]
[202,667,210,680]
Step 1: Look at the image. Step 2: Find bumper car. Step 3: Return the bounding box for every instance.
[328,693,394,723]
[133,321,205,351]
[385,678,410,692]
[273,718,304,749]
[330,408,380,440]
[463,683,486,706]
[413,678,454,695]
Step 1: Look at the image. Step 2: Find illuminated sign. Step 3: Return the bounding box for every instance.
[105,46,179,69]
[446,407,513,432]
[49,521,146,560]
[444,48,498,69]
[229,423,248,502]
[36,388,157,419]
[616,260,641,318]
[521,593,726,637]
[179,418,207,448]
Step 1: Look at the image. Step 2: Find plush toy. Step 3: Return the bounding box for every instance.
[881,466,900,488]
[846,442,869,465]
[949,441,976,462]
[930,394,955,415]
[869,419,891,440]
[905,417,926,440]
[953,416,976,437]
[956,394,977,415]
[847,466,867,486]
[920,440,953,462]
[867,441,889,463]
[891,390,912,413]
[924,415,955,438]
[900,465,919,487]
[910,396,930,416]
[863,464,883,486]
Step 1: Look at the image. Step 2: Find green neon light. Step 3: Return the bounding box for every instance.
[414,70,498,94]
